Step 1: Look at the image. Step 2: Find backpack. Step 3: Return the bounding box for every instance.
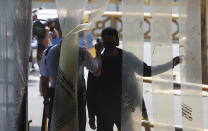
[32,20,47,40]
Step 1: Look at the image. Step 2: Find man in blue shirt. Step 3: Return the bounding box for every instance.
[40,39,102,131]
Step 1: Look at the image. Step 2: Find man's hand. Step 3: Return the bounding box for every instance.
[89,117,96,130]
[53,28,60,38]
[95,40,104,54]
[42,26,50,47]
[45,26,50,33]
[173,56,181,68]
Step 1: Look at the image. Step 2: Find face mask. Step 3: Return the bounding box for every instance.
[50,27,55,32]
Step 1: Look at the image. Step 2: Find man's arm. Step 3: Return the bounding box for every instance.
[149,56,180,76]
[125,51,180,77]
[42,27,50,47]
[92,42,103,76]
[53,28,59,38]
[124,51,149,76]
[92,53,102,76]
[84,42,103,76]
[39,50,50,102]
[143,63,151,77]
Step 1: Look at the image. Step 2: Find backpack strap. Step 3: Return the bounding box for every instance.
[44,46,53,65]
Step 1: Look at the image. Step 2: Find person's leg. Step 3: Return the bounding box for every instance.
[39,78,43,96]
[78,88,86,131]
[47,88,55,131]
[142,99,148,120]
[115,112,121,131]
[97,113,114,131]
[47,98,53,131]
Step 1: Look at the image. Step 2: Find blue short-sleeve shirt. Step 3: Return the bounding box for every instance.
[40,43,61,88]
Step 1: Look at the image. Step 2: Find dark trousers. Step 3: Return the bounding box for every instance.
[97,112,121,131]
[142,99,148,119]
[47,87,87,131]
[96,101,121,131]
[78,87,87,131]
[96,99,148,131]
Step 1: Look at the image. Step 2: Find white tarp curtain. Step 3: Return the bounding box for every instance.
[51,0,207,130]
[122,0,205,130]
[179,0,204,130]
[0,0,32,130]
[151,0,175,130]
[122,0,144,130]
[51,0,109,131]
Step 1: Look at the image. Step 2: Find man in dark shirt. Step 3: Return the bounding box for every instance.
[87,27,180,131]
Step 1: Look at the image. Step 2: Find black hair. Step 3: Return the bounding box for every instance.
[101,27,119,38]
[101,27,119,46]
[47,19,55,26]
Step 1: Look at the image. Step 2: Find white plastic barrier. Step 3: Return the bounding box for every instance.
[179,0,204,130]
[151,0,175,131]
[122,0,144,130]
[51,0,109,130]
